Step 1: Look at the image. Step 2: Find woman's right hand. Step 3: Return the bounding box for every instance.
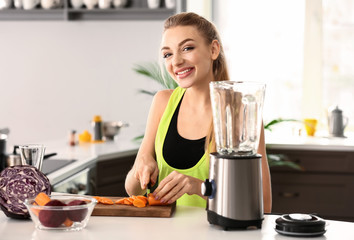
[132,153,159,190]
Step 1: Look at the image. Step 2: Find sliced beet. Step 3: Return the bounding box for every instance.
[0,165,51,219]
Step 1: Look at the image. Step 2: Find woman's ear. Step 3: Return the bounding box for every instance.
[210,40,221,60]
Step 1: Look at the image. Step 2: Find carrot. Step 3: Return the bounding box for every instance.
[63,218,73,227]
[99,197,114,205]
[132,195,148,204]
[34,192,51,206]
[115,198,125,204]
[93,196,102,202]
[133,198,146,208]
[123,198,133,205]
[31,202,40,216]
[147,193,169,206]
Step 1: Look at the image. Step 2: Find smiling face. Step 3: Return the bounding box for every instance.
[161,26,220,89]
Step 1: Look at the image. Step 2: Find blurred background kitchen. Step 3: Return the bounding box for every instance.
[0,0,353,145]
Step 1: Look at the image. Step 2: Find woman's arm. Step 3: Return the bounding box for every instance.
[258,125,272,213]
[125,90,173,196]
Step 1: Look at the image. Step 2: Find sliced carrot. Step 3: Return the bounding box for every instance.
[63,218,73,227]
[93,196,102,202]
[115,198,125,204]
[34,192,51,206]
[147,193,169,206]
[99,197,114,205]
[132,195,148,204]
[123,198,133,205]
[133,198,146,208]
[31,202,40,216]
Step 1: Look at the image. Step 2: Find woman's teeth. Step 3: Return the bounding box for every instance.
[177,69,192,75]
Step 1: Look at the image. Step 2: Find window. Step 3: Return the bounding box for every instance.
[213,0,354,134]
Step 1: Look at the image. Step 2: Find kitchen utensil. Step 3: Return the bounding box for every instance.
[0,0,12,9]
[24,194,97,231]
[147,0,160,9]
[102,121,128,140]
[0,134,7,172]
[70,0,83,8]
[19,144,46,171]
[202,81,266,230]
[91,115,103,142]
[0,128,9,135]
[164,0,175,9]
[14,0,22,8]
[91,197,175,217]
[6,145,56,168]
[83,0,98,9]
[98,0,111,9]
[275,213,326,237]
[23,0,39,9]
[328,106,348,137]
[113,0,126,8]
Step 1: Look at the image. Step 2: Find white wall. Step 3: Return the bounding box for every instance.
[0,21,164,147]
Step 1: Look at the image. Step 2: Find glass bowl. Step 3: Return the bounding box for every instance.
[24,194,97,231]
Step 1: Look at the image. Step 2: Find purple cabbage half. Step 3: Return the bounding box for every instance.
[0,165,51,219]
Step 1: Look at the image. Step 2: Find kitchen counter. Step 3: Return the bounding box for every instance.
[266,132,354,152]
[44,127,140,186]
[0,206,353,240]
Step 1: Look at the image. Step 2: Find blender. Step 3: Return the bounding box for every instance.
[202,81,266,230]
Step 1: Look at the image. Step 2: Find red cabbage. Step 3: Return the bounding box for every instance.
[0,165,51,219]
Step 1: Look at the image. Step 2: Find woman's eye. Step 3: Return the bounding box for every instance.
[183,46,194,52]
[163,53,172,59]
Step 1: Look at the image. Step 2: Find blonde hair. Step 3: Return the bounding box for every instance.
[163,12,230,153]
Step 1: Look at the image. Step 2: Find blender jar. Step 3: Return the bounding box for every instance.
[210,81,266,155]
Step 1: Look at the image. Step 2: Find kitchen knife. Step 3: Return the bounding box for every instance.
[146,182,151,196]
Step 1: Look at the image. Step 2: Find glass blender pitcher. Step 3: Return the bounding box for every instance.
[210,81,266,155]
[202,81,266,230]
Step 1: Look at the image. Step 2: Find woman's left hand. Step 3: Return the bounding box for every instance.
[152,171,205,204]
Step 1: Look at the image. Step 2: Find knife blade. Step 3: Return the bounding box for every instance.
[146,182,151,196]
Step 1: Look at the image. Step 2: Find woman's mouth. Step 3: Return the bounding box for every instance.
[175,67,194,79]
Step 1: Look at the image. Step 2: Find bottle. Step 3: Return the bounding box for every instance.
[92,115,104,143]
[69,130,77,146]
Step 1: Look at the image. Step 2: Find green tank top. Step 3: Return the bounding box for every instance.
[155,87,209,208]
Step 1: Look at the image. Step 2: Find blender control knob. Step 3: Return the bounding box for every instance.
[201,179,215,199]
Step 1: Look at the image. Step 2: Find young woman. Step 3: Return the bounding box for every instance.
[125,12,272,212]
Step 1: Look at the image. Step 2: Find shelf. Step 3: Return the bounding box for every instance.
[67,8,176,21]
[0,0,186,21]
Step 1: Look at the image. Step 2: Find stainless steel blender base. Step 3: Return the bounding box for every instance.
[207,210,263,230]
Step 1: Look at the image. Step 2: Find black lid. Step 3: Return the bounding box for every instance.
[275,214,326,237]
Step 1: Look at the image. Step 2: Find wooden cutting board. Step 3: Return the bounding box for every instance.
[91,197,176,218]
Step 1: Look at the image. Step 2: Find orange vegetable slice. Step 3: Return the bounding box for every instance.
[123,198,133,205]
[132,195,148,204]
[34,192,51,206]
[99,197,114,205]
[63,218,73,227]
[115,198,125,204]
[133,198,146,208]
[147,193,169,206]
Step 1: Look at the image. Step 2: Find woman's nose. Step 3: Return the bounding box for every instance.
[172,53,183,66]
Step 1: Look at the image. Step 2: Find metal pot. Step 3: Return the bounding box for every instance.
[4,145,57,168]
[102,121,128,140]
[0,134,7,172]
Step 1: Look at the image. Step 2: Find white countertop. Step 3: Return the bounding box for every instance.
[0,206,353,240]
[44,128,140,185]
[266,132,354,152]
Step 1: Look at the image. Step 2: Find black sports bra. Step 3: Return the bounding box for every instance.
[162,95,206,169]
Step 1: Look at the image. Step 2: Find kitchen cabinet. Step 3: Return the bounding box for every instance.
[95,153,136,197]
[267,148,354,222]
[0,0,186,21]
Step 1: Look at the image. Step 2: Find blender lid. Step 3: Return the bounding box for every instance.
[275,213,326,237]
